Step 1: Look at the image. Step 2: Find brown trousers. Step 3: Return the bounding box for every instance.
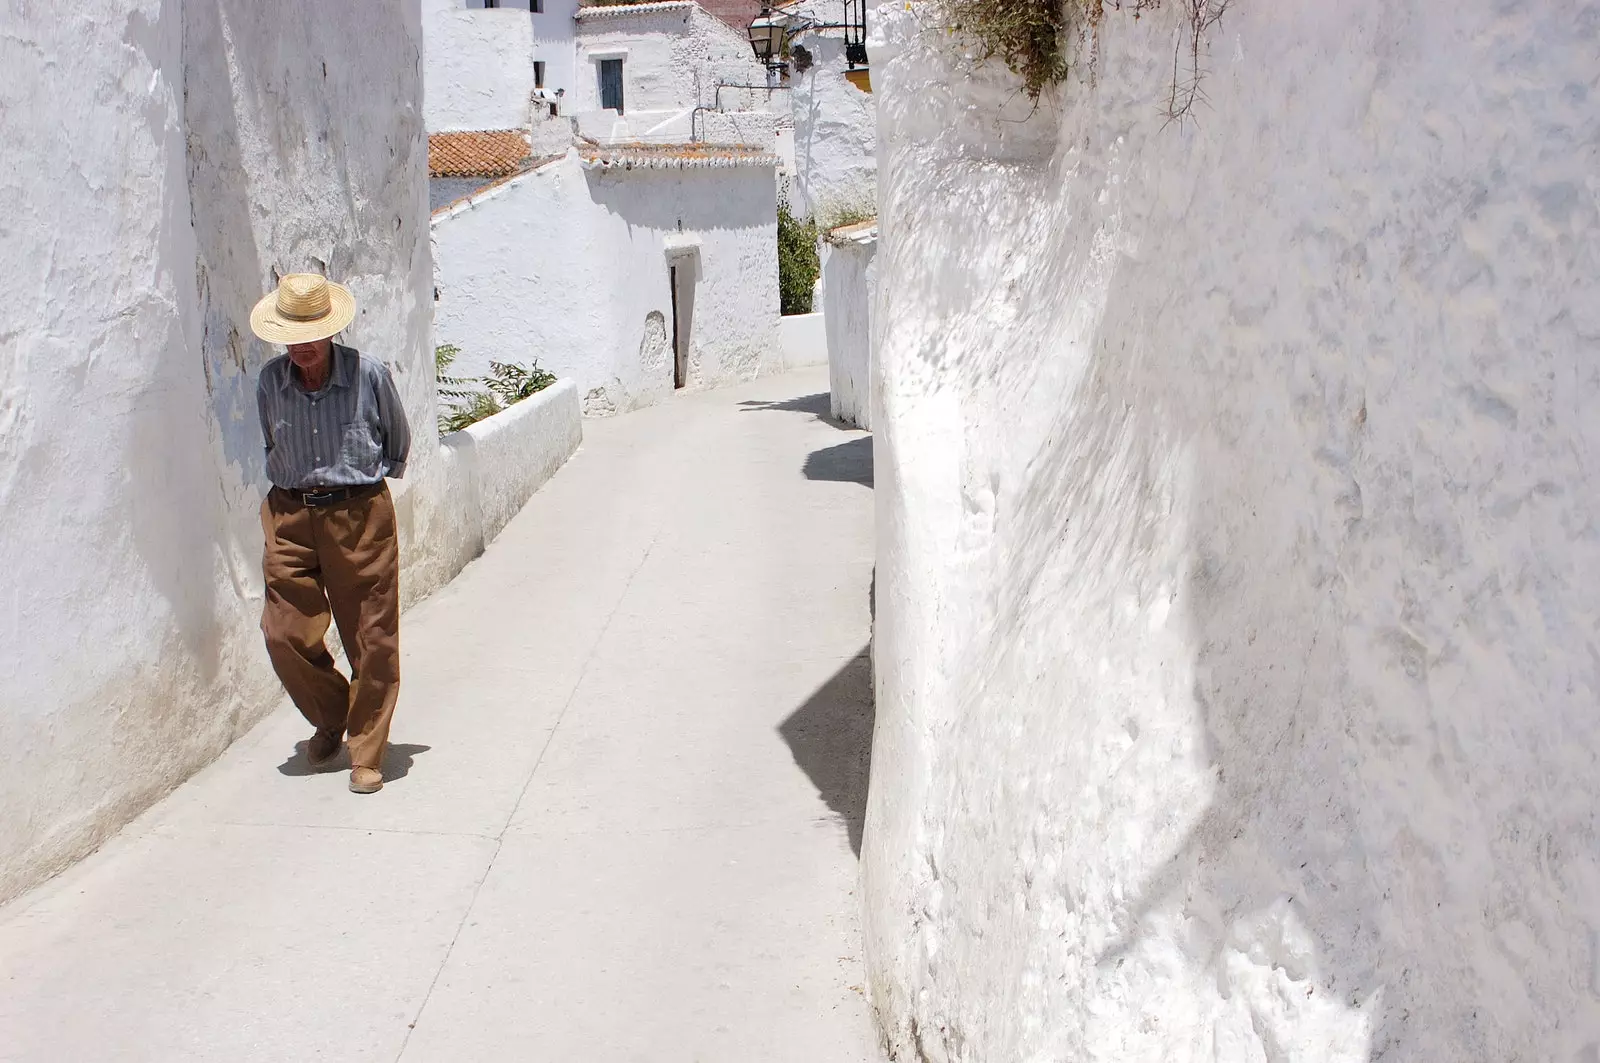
[260,484,400,770]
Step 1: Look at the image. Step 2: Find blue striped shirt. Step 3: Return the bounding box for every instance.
[256,344,411,490]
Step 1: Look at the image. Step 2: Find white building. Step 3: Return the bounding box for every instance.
[423,0,786,145]
[431,140,786,415]
[424,0,584,132]
[424,0,809,416]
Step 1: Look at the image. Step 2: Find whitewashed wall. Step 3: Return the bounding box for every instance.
[572,1,773,142]
[865,3,1600,1062]
[789,31,876,221]
[433,151,780,414]
[0,0,453,904]
[423,0,539,131]
[822,232,875,429]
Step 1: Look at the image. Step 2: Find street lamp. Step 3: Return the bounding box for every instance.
[747,6,790,69]
[747,3,869,74]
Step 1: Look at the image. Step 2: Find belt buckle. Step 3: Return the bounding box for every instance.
[304,489,338,508]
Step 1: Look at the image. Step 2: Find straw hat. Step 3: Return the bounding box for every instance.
[249,273,357,344]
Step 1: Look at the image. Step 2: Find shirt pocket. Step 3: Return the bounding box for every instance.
[340,420,381,473]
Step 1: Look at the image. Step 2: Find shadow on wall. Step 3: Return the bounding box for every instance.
[778,648,874,856]
[583,166,777,233]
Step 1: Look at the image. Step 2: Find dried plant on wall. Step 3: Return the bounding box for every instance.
[941,0,1233,122]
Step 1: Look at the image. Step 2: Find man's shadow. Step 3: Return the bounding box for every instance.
[276,742,432,780]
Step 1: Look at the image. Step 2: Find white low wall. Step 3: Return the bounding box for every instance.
[433,151,781,416]
[779,312,828,371]
[865,3,1600,1061]
[441,378,583,551]
[822,233,875,429]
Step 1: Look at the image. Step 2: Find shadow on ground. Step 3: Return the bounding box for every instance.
[740,392,855,430]
[277,741,432,780]
[805,437,873,488]
[778,649,875,856]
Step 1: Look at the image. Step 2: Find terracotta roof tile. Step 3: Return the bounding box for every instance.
[577,141,777,170]
[428,131,531,179]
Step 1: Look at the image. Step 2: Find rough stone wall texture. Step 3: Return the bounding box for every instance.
[0,0,440,905]
[864,3,1600,1062]
[572,4,774,140]
[432,152,780,415]
[789,30,877,221]
[422,0,539,131]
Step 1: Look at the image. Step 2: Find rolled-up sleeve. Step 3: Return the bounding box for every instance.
[373,362,412,480]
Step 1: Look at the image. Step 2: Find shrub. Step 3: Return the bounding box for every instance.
[944,0,1079,100]
[435,344,556,434]
[778,205,820,316]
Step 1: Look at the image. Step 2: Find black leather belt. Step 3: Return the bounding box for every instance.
[279,482,383,508]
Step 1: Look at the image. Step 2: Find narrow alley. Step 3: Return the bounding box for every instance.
[0,368,876,1062]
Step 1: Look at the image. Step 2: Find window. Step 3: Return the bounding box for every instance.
[531,0,543,10]
[534,61,545,89]
[482,0,498,6]
[598,58,625,114]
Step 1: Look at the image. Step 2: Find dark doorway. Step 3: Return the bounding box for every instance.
[670,261,695,389]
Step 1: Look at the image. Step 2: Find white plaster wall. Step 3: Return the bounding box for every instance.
[865,3,1600,1061]
[822,235,874,429]
[442,378,583,551]
[779,312,828,371]
[423,0,538,131]
[433,152,779,415]
[790,31,876,222]
[0,0,441,904]
[572,3,772,141]
[532,0,581,100]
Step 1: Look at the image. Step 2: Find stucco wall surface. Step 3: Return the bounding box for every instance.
[572,3,773,141]
[822,235,874,429]
[433,151,780,415]
[423,0,538,132]
[441,378,583,551]
[779,312,828,371]
[789,31,877,221]
[0,0,451,904]
[864,4,1600,1062]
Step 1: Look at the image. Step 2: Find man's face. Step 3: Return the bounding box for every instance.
[287,338,331,370]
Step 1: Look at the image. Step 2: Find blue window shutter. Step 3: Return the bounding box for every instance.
[599,59,625,114]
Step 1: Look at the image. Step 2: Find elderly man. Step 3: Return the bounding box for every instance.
[251,274,412,794]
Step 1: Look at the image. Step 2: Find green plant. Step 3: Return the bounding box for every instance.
[435,343,557,434]
[777,205,820,316]
[944,0,1079,100]
[435,344,478,403]
[483,360,557,405]
[440,391,503,435]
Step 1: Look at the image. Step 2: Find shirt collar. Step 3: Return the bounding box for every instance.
[279,343,355,394]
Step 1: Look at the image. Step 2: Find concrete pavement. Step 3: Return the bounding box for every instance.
[0,368,877,1062]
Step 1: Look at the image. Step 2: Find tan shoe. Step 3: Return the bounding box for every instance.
[307,729,344,769]
[349,767,384,794]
